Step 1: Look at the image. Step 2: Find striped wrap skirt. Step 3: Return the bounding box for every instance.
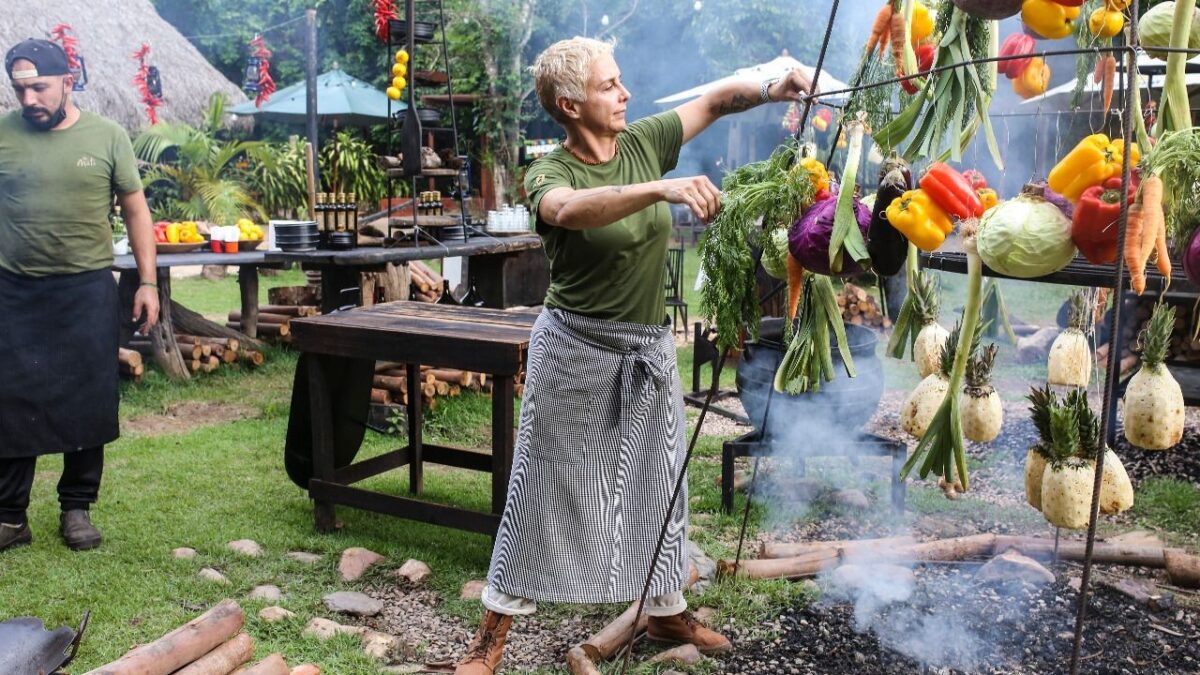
[487,308,688,604]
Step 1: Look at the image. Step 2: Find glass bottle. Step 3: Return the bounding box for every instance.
[437,279,459,305]
[459,281,485,307]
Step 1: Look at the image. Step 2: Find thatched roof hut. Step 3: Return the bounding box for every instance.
[0,0,248,132]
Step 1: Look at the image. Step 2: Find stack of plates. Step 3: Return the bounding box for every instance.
[272,220,320,251]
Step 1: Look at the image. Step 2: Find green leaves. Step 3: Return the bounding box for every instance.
[773,274,855,394]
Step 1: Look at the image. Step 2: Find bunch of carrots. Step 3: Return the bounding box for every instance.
[1126,173,1171,295]
[1093,55,1118,117]
[866,0,908,66]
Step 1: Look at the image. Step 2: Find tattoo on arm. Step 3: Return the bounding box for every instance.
[716,93,756,116]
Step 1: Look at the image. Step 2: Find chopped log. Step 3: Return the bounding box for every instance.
[267,285,319,306]
[129,340,203,361]
[189,359,201,373]
[566,646,603,675]
[448,385,461,397]
[201,356,220,373]
[759,536,917,560]
[118,348,144,372]
[172,299,265,351]
[1097,576,1174,610]
[180,336,240,352]
[427,368,473,386]
[260,305,319,317]
[373,375,408,393]
[238,350,265,367]
[434,381,450,396]
[212,345,237,364]
[371,388,392,405]
[228,311,294,325]
[722,534,998,580]
[375,360,407,373]
[84,599,245,675]
[227,322,289,338]
[233,653,289,675]
[173,633,254,675]
[992,535,1169,568]
[421,382,437,398]
[580,602,648,662]
[1165,549,1200,589]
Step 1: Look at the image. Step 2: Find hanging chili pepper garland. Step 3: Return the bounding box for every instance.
[249,34,276,107]
[49,23,87,90]
[373,0,399,41]
[130,43,164,125]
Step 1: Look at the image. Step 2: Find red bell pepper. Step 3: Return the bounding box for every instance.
[1071,177,1131,264]
[900,44,938,95]
[999,34,1035,80]
[814,187,833,202]
[918,163,984,220]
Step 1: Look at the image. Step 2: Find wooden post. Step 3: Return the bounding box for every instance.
[238,265,260,339]
[150,269,191,381]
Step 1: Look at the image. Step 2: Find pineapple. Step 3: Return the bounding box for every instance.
[1048,291,1093,388]
[1123,302,1186,450]
[1067,389,1133,514]
[911,271,950,379]
[902,321,958,439]
[1024,385,1056,511]
[960,344,1003,442]
[1040,405,1094,530]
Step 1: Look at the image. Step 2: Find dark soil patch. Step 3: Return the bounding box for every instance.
[123,401,256,437]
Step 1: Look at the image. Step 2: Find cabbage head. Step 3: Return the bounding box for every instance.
[977,190,1076,279]
[1140,2,1200,60]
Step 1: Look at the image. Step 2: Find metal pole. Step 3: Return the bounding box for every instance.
[305,7,320,191]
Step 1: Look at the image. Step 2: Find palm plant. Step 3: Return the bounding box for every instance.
[133,94,266,224]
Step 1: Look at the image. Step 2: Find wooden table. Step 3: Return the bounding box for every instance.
[112,251,282,379]
[289,302,538,535]
[265,235,545,313]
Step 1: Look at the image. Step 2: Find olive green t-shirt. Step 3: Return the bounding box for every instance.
[0,110,142,277]
[524,111,682,325]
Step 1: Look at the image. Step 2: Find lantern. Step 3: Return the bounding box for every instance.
[243,55,262,93]
[145,66,163,99]
[70,54,88,91]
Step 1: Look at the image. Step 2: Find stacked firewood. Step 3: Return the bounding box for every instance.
[124,334,264,378]
[407,260,444,303]
[1097,298,1200,373]
[84,599,314,674]
[372,361,525,409]
[836,283,890,329]
[224,304,320,343]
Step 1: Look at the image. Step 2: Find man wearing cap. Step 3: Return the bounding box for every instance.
[0,38,158,553]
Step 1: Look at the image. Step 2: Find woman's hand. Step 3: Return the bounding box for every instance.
[659,175,722,223]
[768,69,817,102]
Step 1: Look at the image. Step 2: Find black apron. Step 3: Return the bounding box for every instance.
[0,268,119,458]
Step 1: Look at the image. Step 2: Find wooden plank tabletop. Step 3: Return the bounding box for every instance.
[112,251,273,270]
[265,235,541,267]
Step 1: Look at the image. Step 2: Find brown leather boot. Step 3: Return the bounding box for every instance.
[454,610,513,675]
[60,510,102,551]
[647,611,732,654]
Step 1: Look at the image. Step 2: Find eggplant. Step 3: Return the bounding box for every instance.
[867,154,912,277]
[952,0,1023,20]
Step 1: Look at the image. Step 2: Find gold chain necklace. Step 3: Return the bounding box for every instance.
[561,139,618,166]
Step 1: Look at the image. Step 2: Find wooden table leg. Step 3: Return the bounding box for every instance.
[308,355,339,532]
[491,374,515,515]
[237,265,260,339]
[406,362,424,494]
[150,268,191,380]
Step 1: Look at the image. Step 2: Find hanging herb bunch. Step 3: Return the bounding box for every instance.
[699,140,815,352]
[876,0,1001,168]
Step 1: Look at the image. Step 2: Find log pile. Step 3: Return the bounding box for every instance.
[125,333,264,378]
[407,261,444,303]
[225,305,320,344]
[836,283,890,329]
[83,600,314,675]
[371,361,516,410]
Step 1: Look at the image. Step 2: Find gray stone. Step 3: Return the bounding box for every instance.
[829,489,870,510]
[1017,327,1060,363]
[394,558,432,584]
[198,568,230,584]
[648,644,702,666]
[289,665,321,675]
[975,550,1056,586]
[460,579,486,601]
[339,547,385,582]
[686,540,717,594]
[693,607,718,625]
[228,539,263,557]
[259,606,296,623]
[323,591,384,617]
[249,584,282,602]
[172,547,196,559]
[361,630,403,660]
[286,551,322,565]
[303,617,365,641]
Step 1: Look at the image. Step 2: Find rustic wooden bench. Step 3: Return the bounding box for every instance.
[289,302,538,535]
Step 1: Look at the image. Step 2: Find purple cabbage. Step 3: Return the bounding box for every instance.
[788,193,872,277]
[1185,228,1200,287]
[1035,181,1074,220]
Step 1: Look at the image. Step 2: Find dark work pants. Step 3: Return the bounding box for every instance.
[0,447,103,525]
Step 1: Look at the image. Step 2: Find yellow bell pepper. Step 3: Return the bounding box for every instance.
[1012,57,1050,99]
[978,189,999,212]
[1088,8,1124,38]
[797,156,830,193]
[165,222,181,244]
[1021,0,1080,40]
[911,3,934,44]
[886,189,954,252]
[1048,134,1140,201]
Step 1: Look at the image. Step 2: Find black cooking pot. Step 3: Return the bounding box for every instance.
[736,318,883,436]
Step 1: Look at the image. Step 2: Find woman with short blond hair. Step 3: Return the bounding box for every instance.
[453,36,812,675]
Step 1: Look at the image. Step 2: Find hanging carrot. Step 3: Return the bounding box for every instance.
[1125,202,1146,294]
[787,254,805,321]
[890,7,908,66]
[866,3,893,59]
[1140,174,1166,287]
[1155,213,1173,281]
[1101,56,1117,116]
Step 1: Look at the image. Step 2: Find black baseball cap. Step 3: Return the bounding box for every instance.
[5,39,71,80]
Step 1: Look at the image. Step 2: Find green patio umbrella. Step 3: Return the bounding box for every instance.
[229,67,404,127]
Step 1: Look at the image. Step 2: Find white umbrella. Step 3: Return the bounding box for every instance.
[654,53,849,105]
[1020,51,1200,106]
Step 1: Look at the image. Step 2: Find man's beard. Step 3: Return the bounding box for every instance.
[21,101,67,131]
